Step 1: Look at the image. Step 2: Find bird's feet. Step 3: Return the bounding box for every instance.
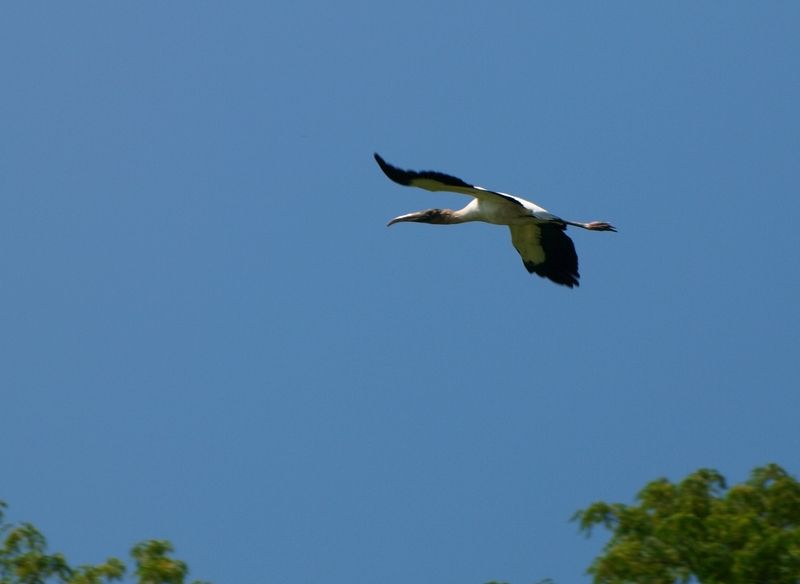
[585,221,617,232]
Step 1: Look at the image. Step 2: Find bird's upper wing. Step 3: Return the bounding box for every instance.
[374,153,525,208]
[509,222,580,288]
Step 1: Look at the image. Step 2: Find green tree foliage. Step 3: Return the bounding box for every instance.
[574,464,800,584]
[0,501,208,584]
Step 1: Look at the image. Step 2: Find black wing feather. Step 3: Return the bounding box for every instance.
[511,222,579,288]
[527,224,579,288]
[374,153,471,189]
[374,153,524,207]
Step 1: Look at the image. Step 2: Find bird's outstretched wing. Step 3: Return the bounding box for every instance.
[374,153,525,208]
[509,223,580,288]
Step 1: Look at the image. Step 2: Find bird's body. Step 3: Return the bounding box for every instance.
[375,153,616,288]
[448,195,556,226]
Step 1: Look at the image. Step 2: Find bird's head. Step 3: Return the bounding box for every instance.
[387,209,454,226]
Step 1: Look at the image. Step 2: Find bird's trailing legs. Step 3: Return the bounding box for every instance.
[565,220,617,232]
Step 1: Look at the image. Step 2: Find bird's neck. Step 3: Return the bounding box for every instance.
[448,208,475,224]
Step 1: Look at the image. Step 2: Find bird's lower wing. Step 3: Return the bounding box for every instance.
[509,223,580,288]
[374,153,524,208]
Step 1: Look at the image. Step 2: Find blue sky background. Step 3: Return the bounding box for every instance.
[2,3,799,583]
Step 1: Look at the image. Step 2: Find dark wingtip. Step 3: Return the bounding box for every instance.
[523,261,579,288]
[373,153,412,186]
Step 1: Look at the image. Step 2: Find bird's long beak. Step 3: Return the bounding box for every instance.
[387,211,427,227]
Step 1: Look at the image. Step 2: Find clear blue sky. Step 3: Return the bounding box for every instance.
[2,3,799,583]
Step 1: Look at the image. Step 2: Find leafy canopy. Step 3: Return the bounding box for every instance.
[0,501,208,584]
[573,464,800,584]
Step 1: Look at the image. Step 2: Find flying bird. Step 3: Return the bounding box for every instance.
[375,153,616,288]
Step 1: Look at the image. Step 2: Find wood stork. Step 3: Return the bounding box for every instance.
[375,153,616,288]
